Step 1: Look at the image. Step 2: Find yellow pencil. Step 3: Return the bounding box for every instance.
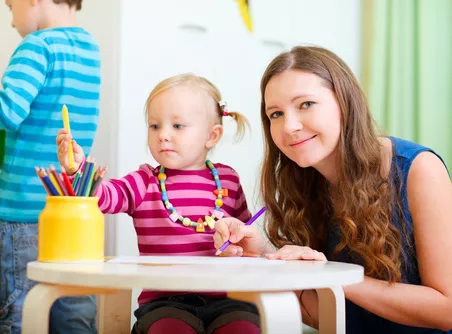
[237,0,253,32]
[62,104,75,171]
[47,168,64,196]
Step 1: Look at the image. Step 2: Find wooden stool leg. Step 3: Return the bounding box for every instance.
[22,283,120,334]
[98,289,132,334]
[316,286,345,334]
[228,291,303,334]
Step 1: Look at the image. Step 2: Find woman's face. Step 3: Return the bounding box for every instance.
[264,69,342,177]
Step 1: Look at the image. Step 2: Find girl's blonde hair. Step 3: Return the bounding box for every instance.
[145,73,249,142]
[260,46,408,282]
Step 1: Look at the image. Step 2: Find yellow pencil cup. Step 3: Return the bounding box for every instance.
[38,196,104,262]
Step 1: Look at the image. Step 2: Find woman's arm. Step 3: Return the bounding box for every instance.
[344,152,452,330]
[296,290,319,329]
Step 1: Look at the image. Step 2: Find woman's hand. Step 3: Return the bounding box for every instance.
[213,217,269,257]
[266,245,327,261]
[56,129,85,174]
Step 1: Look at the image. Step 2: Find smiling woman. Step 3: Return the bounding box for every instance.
[214,45,452,334]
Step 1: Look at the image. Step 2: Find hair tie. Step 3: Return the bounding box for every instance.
[219,100,229,117]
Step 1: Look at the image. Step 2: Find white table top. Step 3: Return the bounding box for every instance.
[27,259,363,291]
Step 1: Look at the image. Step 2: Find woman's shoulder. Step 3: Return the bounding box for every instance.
[387,136,446,171]
[388,136,433,160]
[381,137,449,193]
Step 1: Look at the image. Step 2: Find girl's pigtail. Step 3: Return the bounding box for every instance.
[219,101,250,143]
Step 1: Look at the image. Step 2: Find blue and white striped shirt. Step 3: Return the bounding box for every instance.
[0,27,101,223]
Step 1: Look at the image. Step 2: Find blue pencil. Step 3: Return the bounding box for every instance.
[77,160,93,196]
[36,167,60,196]
[215,207,266,255]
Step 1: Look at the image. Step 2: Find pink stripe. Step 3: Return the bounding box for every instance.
[165,172,238,184]
[134,217,173,227]
[169,198,234,209]
[133,203,235,219]
[135,226,201,235]
[162,188,238,201]
[136,199,165,211]
[100,183,115,212]
[138,242,215,254]
[142,191,161,202]
[111,182,127,213]
[137,233,214,245]
[135,195,239,213]
[139,249,215,256]
[122,175,141,207]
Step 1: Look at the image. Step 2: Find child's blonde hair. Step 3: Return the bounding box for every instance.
[145,73,249,142]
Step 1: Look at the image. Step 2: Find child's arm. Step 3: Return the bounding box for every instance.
[0,35,49,131]
[95,165,152,216]
[57,129,86,173]
[344,152,452,330]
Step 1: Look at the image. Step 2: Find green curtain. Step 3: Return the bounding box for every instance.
[0,130,4,169]
[362,0,452,167]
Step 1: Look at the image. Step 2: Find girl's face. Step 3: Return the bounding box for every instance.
[264,70,342,179]
[147,85,222,170]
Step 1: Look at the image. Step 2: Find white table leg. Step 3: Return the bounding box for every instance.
[228,291,302,334]
[98,289,133,334]
[316,286,345,334]
[22,283,120,334]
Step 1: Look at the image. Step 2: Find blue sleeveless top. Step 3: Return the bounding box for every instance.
[327,137,450,334]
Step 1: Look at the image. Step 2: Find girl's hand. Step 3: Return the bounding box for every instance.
[56,129,85,174]
[266,245,327,261]
[213,217,268,257]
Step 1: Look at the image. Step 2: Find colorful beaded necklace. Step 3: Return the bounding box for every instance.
[158,160,228,232]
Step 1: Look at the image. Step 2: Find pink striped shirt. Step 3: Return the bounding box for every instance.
[96,163,251,305]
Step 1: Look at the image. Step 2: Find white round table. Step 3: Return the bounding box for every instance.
[23,259,363,334]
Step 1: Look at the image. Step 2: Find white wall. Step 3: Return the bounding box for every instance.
[77,0,121,256]
[0,6,21,78]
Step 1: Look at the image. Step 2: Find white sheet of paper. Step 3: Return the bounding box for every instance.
[108,256,285,265]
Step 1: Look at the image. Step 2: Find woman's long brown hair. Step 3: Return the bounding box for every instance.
[260,46,407,281]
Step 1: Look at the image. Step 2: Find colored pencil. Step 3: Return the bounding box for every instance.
[36,167,60,196]
[62,104,75,171]
[215,207,266,256]
[61,166,76,196]
[49,165,68,196]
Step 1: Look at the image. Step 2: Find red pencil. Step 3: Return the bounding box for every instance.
[61,166,76,196]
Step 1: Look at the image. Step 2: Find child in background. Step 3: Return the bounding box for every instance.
[57,73,261,334]
[0,0,100,333]
[213,46,452,334]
